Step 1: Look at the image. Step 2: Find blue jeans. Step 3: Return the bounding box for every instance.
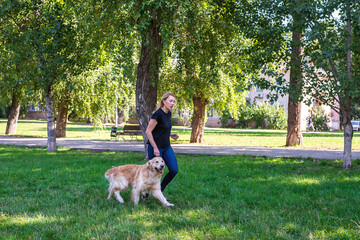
[148,144,178,192]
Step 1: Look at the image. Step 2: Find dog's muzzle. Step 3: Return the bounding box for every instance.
[156,165,165,173]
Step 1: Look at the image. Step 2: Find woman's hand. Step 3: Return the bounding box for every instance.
[154,147,160,157]
[170,133,179,141]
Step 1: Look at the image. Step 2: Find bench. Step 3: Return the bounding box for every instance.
[110,124,143,140]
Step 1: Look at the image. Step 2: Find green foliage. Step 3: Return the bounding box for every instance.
[235,103,287,130]
[219,110,232,128]
[308,106,331,131]
[352,102,360,120]
[159,0,249,118]
[68,61,134,126]
[303,1,360,111]
[0,102,10,118]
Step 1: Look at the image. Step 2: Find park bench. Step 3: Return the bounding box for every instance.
[110,124,143,140]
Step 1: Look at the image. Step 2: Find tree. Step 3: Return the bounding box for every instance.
[0,2,37,135]
[230,0,321,146]
[303,0,360,168]
[286,3,306,146]
[51,1,137,137]
[129,0,184,158]
[1,0,111,151]
[160,1,248,143]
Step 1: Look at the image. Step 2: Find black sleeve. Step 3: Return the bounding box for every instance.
[151,110,161,122]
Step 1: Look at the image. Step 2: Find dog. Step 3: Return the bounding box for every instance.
[105,157,174,207]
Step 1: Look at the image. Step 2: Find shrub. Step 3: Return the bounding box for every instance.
[237,103,287,130]
[219,111,232,128]
[267,104,287,130]
[309,106,330,131]
[220,103,288,129]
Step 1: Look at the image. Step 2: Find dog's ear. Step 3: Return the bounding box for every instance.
[146,160,152,169]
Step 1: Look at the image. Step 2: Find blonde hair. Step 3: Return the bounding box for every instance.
[159,92,175,108]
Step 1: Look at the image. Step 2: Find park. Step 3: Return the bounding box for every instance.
[1,0,360,239]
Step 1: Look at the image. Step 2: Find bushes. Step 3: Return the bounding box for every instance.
[221,103,287,130]
[308,106,331,131]
[239,103,287,130]
[266,104,288,130]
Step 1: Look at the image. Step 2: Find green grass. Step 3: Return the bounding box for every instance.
[1,119,360,150]
[1,145,360,239]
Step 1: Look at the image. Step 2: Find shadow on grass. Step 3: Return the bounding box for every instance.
[1,146,360,239]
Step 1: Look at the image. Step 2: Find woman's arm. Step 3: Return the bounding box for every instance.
[145,119,160,156]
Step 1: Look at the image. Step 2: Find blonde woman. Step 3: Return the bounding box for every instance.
[145,92,179,201]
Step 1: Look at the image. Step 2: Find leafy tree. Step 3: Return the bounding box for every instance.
[125,0,185,158]
[0,2,37,134]
[30,1,95,151]
[303,0,360,168]
[160,0,248,143]
[51,1,137,137]
[228,0,318,146]
[1,0,112,151]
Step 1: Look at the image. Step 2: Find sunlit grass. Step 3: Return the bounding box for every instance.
[1,145,360,239]
[0,119,359,150]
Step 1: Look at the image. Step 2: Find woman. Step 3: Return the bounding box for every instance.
[145,92,179,201]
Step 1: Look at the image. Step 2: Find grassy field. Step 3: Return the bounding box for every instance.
[1,145,360,239]
[1,120,359,150]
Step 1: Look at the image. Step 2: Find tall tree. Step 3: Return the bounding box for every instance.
[160,1,248,143]
[303,0,360,168]
[129,0,183,158]
[51,1,136,137]
[4,0,108,151]
[0,1,37,135]
[286,4,305,146]
[229,0,317,146]
[135,9,162,151]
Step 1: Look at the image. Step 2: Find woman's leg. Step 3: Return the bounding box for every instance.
[161,146,178,192]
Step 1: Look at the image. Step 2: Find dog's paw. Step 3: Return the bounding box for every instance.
[165,203,174,207]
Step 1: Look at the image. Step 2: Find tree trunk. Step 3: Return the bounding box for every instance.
[286,24,303,146]
[342,5,353,169]
[5,87,22,135]
[136,10,163,160]
[118,109,124,124]
[190,95,208,143]
[45,86,57,152]
[342,99,353,169]
[56,89,70,138]
[286,98,303,146]
[115,105,118,127]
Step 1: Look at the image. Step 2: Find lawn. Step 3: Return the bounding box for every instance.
[1,145,360,239]
[1,120,359,150]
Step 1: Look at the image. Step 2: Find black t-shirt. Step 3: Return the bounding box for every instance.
[148,108,172,148]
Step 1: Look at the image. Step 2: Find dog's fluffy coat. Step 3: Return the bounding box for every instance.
[105,157,174,207]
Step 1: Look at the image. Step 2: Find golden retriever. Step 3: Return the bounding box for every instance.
[105,157,174,207]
